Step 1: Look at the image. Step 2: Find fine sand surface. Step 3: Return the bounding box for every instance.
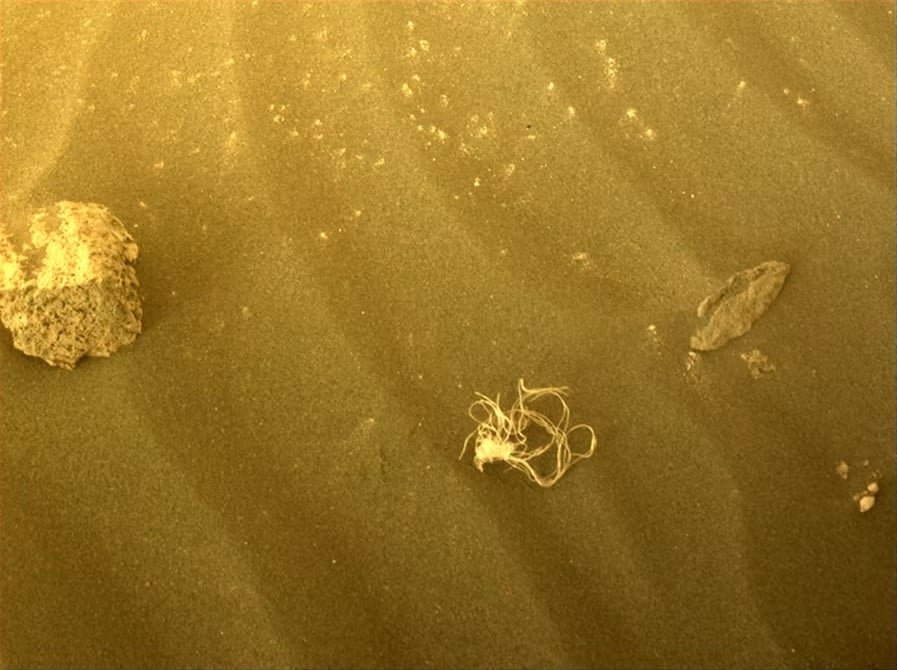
[1,2,894,668]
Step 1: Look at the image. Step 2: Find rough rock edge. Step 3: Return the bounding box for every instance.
[0,202,142,369]
[690,260,790,352]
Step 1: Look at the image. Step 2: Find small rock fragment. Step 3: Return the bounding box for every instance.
[835,461,849,480]
[741,348,776,378]
[858,495,876,513]
[691,260,790,351]
[0,202,142,369]
[838,460,882,514]
[852,480,880,513]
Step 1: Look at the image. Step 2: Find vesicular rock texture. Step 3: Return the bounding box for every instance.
[690,260,790,352]
[0,201,142,369]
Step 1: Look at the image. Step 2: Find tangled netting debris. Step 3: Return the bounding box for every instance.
[0,201,142,369]
[460,379,597,487]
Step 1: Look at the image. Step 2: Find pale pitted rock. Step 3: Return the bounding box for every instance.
[0,202,142,369]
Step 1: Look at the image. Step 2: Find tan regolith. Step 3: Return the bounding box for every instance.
[0,201,142,369]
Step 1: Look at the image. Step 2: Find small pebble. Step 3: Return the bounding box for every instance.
[858,495,876,513]
[835,461,849,480]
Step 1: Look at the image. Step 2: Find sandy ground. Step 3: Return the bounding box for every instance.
[1,2,894,667]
